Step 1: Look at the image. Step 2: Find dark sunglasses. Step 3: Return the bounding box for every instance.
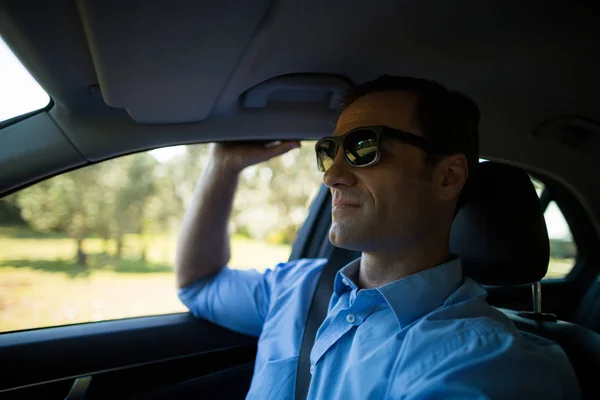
[315,125,437,172]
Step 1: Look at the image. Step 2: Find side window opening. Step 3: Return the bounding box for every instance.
[0,142,321,333]
[544,200,578,279]
[0,156,582,332]
[530,176,578,280]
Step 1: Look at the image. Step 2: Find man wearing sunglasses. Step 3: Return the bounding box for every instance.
[176,76,579,399]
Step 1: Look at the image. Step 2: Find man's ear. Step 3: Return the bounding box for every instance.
[433,154,469,202]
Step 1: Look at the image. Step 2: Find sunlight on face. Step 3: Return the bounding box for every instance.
[327,92,435,252]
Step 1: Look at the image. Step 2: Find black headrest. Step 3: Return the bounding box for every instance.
[450,162,549,286]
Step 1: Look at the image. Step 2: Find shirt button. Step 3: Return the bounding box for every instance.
[310,365,315,375]
[346,313,356,323]
[342,278,350,286]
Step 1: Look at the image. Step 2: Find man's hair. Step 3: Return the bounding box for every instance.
[341,75,480,208]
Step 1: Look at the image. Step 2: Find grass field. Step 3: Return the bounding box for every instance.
[0,227,290,333]
[0,226,574,333]
[545,259,575,279]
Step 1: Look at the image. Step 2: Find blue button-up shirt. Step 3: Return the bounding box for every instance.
[178,258,580,399]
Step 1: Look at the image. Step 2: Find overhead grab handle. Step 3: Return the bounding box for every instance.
[243,74,353,111]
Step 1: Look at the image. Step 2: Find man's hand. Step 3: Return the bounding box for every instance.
[175,139,302,288]
[210,141,301,173]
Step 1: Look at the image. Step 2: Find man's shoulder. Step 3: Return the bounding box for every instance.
[395,318,579,398]
[406,277,518,337]
[404,300,521,359]
[268,257,328,286]
[408,293,566,355]
[398,297,578,396]
[271,257,327,274]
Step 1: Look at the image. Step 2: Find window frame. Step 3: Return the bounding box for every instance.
[0,36,52,128]
[0,98,54,130]
[531,171,598,286]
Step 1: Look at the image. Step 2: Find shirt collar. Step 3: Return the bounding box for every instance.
[334,257,464,329]
[333,258,361,294]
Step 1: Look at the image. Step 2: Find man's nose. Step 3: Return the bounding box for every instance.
[323,147,357,188]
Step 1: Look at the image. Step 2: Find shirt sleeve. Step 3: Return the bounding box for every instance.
[390,328,581,400]
[178,265,277,337]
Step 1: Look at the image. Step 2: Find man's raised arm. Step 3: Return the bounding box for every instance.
[175,141,300,288]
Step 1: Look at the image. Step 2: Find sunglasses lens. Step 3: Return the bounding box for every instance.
[345,130,378,166]
[316,139,336,172]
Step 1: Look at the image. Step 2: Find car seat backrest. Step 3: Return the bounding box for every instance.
[450,161,549,285]
[450,162,600,400]
[573,278,600,334]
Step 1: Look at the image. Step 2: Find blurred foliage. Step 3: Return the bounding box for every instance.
[1,142,322,265]
[0,197,25,225]
[232,142,321,244]
[549,239,577,259]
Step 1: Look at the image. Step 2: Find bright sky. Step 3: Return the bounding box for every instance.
[0,37,49,122]
[0,36,572,242]
[0,34,184,163]
[545,201,572,241]
[149,145,187,163]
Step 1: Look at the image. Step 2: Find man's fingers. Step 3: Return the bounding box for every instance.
[210,140,303,171]
[265,141,301,158]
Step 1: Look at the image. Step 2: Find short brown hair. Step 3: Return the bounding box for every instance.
[341,75,480,209]
[341,75,480,176]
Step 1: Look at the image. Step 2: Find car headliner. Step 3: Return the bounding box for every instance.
[0,0,599,231]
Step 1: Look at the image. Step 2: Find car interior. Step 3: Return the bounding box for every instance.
[1,0,600,399]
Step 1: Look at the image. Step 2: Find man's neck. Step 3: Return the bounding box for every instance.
[358,244,450,290]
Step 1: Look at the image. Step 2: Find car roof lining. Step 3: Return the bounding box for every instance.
[3,1,599,126]
[1,0,599,234]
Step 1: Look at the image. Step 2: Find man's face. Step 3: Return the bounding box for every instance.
[324,91,440,252]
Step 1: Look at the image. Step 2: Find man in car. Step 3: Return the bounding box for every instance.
[175,76,580,399]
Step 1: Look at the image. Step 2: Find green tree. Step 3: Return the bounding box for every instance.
[112,153,158,260]
[173,144,210,208]
[15,152,162,266]
[231,141,321,243]
[91,161,123,254]
[0,195,25,226]
[16,167,105,266]
[142,162,184,260]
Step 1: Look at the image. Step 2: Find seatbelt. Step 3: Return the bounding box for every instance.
[294,247,358,400]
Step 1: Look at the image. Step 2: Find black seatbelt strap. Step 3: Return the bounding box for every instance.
[294,247,358,400]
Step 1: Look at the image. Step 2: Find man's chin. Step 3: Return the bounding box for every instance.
[328,222,367,252]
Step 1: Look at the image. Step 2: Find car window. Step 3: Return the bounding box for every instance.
[544,200,578,279]
[0,142,321,333]
[496,173,577,280]
[530,177,578,280]
[0,36,50,123]
[527,176,578,279]
[530,176,545,197]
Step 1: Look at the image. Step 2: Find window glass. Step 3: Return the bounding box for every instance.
[0,37,50,122]
[523,176,577,279]
[530,176,545,198]
[544,200,578,279]
[0,142,321,333]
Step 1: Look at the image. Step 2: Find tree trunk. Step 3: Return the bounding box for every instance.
[76,238,87,267]
[140,234,148,263]
[116,235,123,259]
[103,237,110,255]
